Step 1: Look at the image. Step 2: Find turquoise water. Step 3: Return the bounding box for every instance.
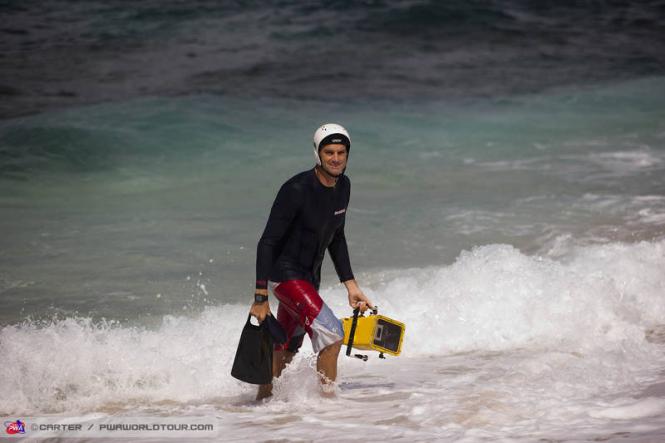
[1,77,664,324]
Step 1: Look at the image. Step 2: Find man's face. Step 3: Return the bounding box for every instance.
[319,143,348,177]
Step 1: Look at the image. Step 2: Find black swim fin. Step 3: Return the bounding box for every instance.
[264,314,287,345]
[231,315,273,385]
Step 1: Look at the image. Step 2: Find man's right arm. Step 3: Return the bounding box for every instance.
[252,182,301,319]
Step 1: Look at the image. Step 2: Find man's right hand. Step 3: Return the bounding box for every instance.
[250,301,270,322]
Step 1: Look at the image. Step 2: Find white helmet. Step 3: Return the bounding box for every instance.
[312,123,351,165]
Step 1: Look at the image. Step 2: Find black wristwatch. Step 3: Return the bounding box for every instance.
[254,293,268,303]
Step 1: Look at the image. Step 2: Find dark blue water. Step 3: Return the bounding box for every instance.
[2,1,664,117]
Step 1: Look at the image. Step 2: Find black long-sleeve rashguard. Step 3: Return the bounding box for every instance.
[256,169,354,291]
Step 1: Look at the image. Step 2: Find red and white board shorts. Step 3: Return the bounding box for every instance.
[271,280,344,353]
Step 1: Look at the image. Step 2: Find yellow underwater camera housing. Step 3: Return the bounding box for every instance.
[342,307,405,360]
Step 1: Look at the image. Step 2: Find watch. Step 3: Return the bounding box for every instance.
[254,293,269,303]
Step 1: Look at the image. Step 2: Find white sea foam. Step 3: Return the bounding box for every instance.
[588,150,663,172]
[373,240,664,356]
[2,239,664,443]
[0,306,250,415]
[590,398,665,420]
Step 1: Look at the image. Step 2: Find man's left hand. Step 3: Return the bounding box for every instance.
[344,279,373,312]
[348,289,373,312]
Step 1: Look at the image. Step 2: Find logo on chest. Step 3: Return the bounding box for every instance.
[334,208,346,216]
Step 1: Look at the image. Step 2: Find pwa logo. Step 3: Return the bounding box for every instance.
[4,419,26,435]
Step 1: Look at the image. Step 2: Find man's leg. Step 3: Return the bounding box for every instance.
[256,301,302,401]
[317,339,343,396]
[256,349,295,400]
[269,280,345,396]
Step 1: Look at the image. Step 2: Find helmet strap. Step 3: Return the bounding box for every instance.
[313,147,321,166]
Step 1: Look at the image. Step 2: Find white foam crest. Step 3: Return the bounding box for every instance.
[574,193,665,227]
[3,240,664,417]
[588,150,663,172]
[590,397,665,420]
[0,305,250,415]
[337,240,665,358]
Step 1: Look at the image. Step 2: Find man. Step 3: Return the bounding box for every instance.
[250,123,373,399]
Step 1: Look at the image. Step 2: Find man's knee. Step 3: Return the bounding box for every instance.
[320,339,343,356]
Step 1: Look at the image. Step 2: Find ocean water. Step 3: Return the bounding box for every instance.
[2,1,665,441]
